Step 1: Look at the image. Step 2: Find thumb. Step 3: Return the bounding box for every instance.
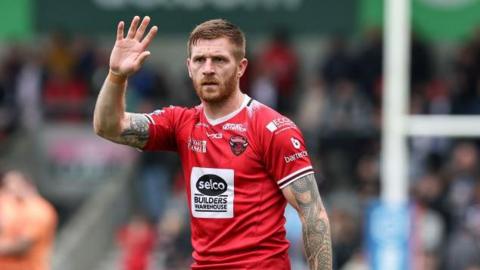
[135,51,151,67]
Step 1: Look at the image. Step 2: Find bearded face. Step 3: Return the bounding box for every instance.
[187,38,247,104]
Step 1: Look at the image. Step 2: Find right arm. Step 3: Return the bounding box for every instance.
[93,16,157,148]
[93,72,150,148]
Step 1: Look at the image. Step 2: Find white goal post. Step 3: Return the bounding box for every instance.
[376,1,480,269]
[382,0,411,204]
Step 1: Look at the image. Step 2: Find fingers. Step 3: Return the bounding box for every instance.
[116,21,124,41]
[141,25,158,49]
[135,51,151,67]
[127,16,140,39]
[134,16,150,41]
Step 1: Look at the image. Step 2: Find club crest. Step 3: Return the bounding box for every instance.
[229,135,248,156]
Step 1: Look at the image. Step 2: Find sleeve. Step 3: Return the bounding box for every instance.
[263,116,315,189]
[143,106,183,151]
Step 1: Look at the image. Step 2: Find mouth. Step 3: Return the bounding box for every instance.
[201,81,219,86]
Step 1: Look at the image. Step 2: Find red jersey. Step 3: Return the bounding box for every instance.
[143,95,314,269]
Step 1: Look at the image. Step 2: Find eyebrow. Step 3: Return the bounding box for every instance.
[191,53,230,60]
[192,55,205,60]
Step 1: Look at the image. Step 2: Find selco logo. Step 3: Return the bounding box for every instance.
[196,174,228,196]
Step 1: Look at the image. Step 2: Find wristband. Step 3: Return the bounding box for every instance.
[108,70,127,84]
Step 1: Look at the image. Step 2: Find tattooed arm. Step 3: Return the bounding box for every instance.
[94,16,157,148]
[282,174,332,270]
[93,73,150,149]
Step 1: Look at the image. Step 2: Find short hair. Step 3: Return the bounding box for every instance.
[188,19,246,60]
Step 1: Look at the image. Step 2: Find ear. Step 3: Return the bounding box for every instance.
[186,58,192,78]
[237,58,248,78]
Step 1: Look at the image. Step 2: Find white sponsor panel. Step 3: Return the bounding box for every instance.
[190,167,234,218]
[266,122,277,132]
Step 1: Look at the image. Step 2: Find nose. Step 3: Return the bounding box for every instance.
[202,58,215,75]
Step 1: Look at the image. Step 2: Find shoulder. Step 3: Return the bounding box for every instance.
[146,105,201,125]
[147,105,199,118]
[247,100,298,135]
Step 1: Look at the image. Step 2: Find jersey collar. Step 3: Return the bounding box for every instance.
[204,94,250,126]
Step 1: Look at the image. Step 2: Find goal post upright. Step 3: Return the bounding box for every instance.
[382,0,411,204]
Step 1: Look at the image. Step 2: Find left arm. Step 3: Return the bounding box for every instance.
[282,173,332,270]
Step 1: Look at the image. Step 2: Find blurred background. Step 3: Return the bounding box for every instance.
[1,0,480,269]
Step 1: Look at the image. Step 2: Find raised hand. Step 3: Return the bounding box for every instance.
[109,16,158,78]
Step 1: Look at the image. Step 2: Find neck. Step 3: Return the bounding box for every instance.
[203,89,244,120]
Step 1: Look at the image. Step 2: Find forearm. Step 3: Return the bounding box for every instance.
[283,174,333,270]
[301,207,332,270]
[93,72,128,139]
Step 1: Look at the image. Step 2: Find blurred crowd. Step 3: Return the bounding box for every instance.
[2,26,480,270]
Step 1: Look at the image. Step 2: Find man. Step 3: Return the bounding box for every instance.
[94,16,332,269]
[0,170,58,270]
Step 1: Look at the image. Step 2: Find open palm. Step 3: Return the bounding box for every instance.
[110,16,158,77]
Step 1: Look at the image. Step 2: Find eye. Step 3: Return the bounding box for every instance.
[213,56,227,63]
[193,57,205,63]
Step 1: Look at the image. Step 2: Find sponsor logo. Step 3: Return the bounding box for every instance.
[196,174,227,196]
[266,117,296,133]
[195,122,210,128]
[222,123,246,132]
[291,137,301,149]
[284,151,309,163]
[206,132,223,139]
[266,122,277,132]
[188,138,207,153]
[229,135,248,156]
[191,167,234,218]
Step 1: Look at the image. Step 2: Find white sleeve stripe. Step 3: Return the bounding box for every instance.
[144,114,154,124]
[279,171,315,189]
[277,166,313,185]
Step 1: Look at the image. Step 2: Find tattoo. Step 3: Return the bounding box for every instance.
[118,113,150,148]
[290,174,332,270]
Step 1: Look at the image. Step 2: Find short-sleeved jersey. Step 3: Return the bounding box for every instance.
[144,95,314,269]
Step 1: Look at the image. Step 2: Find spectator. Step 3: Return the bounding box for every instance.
[353,27,383,107]
[446,142,479,227]
[320,37,355,88]
[43,31,89,120]
[0,170,58,270]
[411,174,446,270]
[117,214,156,270]
[320,78,374,136]
[257,27,299,114]
[0,45,23,140]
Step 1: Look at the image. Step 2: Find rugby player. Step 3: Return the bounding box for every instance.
[93,16,332,269]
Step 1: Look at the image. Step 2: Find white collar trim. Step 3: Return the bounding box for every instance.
[204,94,249,126]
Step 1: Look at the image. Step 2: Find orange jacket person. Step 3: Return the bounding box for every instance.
[0,170,57,270]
